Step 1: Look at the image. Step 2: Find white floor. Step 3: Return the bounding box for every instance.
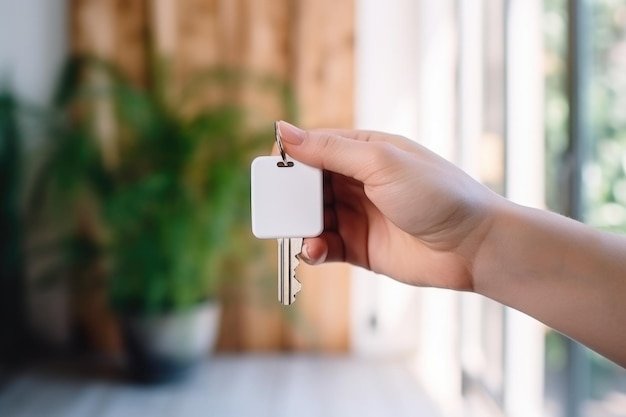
[0,355,442,417]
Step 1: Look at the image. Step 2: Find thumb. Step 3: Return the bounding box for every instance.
[277,121,391,182]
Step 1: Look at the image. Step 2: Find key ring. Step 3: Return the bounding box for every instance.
[275,121,293,167]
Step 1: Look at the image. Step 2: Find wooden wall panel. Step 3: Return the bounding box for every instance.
[175,0,221,78]
[72,0,148,85]
[294,0,355,128]
[285,0,355,352]
[71,0,354,353]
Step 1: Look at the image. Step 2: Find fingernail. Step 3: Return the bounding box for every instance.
[300,243,326,266]
[301,243,313,263]
[300,243,320,265]
[278,121,305,145]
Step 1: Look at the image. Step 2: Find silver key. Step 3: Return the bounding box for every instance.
[251,123,322,306]
[278,237,303,305]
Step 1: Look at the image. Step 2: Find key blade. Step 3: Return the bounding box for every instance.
[278,238,303,306]
[289,238,303,303]
[278,238,287,305]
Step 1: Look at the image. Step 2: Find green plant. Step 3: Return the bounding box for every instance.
[38,55,294,315]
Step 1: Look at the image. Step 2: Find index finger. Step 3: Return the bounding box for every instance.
[310,128,421,155]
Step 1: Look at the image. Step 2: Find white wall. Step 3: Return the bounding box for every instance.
[504,1,546,416]
[0,0,68,106]
[0,0,70,347]
[354,1,461,414]
[352,0,424,359]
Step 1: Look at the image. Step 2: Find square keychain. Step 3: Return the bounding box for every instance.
[250,155,323,239]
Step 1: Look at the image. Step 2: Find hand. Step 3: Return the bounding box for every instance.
[276,121,503,291]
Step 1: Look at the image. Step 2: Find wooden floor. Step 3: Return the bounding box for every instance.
[0,355,442,417]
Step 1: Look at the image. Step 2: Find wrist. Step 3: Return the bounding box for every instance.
[471,199,528,297]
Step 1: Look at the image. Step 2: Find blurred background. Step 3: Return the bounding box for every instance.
[0,0,625,416]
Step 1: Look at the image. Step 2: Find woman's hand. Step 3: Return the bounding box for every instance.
[275,121,626,366]
[276,121,503,291]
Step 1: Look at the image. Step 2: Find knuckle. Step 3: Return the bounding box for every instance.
[313,132,343,157]
[368,141,396,167]
[359,142,401,183]
[315,132,335,150]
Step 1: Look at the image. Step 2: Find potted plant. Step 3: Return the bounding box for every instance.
[36,56,293,382]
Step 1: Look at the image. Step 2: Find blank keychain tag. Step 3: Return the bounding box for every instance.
[251,156,323,239]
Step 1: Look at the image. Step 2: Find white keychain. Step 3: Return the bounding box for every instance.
[250,155,323,239]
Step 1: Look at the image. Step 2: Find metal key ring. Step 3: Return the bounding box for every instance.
[275,121,292,167]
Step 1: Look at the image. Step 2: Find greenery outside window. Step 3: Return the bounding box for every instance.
[544,0,626,416]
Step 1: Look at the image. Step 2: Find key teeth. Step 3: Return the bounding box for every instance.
[290,270,302,301]
[290,251,302,303]
[278,238,304,306]
[290,281,302,304]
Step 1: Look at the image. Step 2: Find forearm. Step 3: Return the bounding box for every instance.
[474,201,626,366]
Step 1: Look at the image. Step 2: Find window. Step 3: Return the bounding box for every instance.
[544,0,626,416]
[355,1,625,415]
